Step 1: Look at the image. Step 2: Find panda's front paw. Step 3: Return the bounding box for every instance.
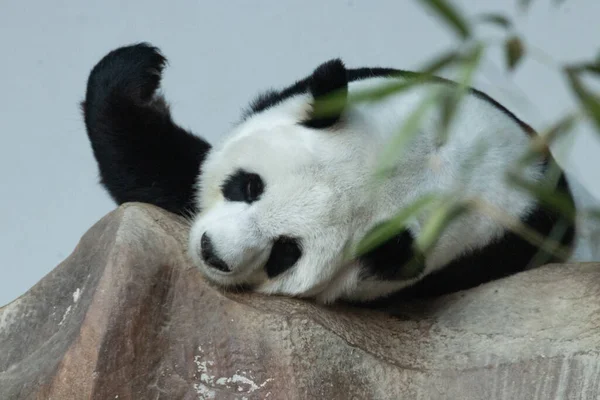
[86,42,168,106]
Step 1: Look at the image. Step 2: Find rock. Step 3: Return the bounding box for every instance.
[1,203,599,400]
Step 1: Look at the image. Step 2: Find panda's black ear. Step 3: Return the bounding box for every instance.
[303,58,348,129]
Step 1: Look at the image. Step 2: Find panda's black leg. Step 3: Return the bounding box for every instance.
[81,43,211,216]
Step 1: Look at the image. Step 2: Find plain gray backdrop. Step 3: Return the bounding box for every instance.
[1,0,599,305]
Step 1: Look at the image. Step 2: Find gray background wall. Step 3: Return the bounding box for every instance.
[1,0,599,305]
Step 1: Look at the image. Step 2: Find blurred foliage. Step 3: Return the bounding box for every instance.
[344,0,599,275]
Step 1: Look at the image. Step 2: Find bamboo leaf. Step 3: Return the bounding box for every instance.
[438,88,458,146]
[527,218,573,267]
[518,114,578,166]
[353,194,439,257]
[415,199,469,253]
[421,50,461,75]
[470,198,573,260]
[419,0,471,39]
[589,209,600,222]
[538,114,578,147]
[312,50,461,120]
[376,90,441,177]
[518,0,534,12]
[565,67,600,132]
[506,170,576,221]
[505,36,526,71]
[457,140,491,185]
[350,50,460,105]
[437,44,484,146]
[582,63,600,75]
[395,254,427,280]
[309,87,351,121]
[475,13,513,29]
[314,45,490,121]
[568,61,600,76]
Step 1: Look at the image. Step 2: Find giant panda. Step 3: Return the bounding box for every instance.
[82,42,590,305]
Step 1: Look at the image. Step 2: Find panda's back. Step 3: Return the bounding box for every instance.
[345,74,542,220]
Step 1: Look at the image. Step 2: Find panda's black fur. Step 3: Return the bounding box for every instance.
[82,43,576,303]
[82,44,211,217]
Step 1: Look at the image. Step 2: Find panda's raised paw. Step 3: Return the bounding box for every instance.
[85,42,168,106]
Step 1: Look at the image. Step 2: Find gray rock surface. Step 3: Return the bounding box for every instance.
[1,203,599,400]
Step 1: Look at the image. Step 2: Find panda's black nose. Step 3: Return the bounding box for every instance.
[200,233,231,272]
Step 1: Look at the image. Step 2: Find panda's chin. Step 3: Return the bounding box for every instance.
[196,266,261,290]
[190,252,269,290]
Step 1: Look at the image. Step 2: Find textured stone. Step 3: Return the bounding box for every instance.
[1,203,599,400]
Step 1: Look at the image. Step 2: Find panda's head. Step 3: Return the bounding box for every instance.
[188,59,370,297]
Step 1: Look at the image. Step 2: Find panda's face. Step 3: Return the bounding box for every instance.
[188,110,361,298]
[186,58,388,301]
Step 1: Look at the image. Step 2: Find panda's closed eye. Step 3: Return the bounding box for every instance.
[221,169,264,203]
[265,236,302,278]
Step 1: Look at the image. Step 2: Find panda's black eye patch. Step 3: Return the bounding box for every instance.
[265,236,302,278]
[221,169,264,203]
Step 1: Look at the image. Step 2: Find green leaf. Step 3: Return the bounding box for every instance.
[565,67,600,132]
[589,209,600,222]
[375,89,441,177]
[348,80,418,106]
[415,199,469,253]
[419,0,471,39]
[438,88,458,146]
[457,139,491,185]
[527,217,574,266]
[518,0,534,12]
[518,114,578,166]
[421,50,461,75]
[505,36,525,71]
[582,63,600,75]
[313,48,459,120]
[469,198,572,261]
[345,50,460,108]
[506,170,576,221]
[437,44,485,146]
[395,255,427,280]
[568,61,600,76]
[353,194,439,257]
[475,13,513,29]
[374,45,483,178]
[309,86,351,121]
[539,114,578,146]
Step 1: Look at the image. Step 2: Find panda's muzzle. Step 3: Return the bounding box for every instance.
[200,232,231,273]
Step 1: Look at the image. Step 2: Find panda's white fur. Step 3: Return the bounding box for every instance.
[83,43,595,306]
[188,76,547,303]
